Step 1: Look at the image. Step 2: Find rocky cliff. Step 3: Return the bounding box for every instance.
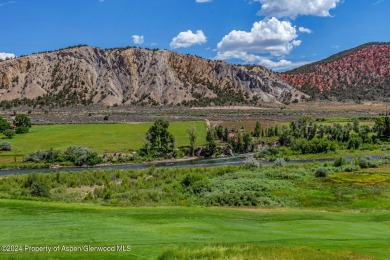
[0,46,306,107]
[280,42,390,101]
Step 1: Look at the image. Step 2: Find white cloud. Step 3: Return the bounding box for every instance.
[257,0,341,19]
[217,18,300,57]
[215,17,307,70]
[0,1,15,7]
[299,27,313,33]
[132,35,144,45]
[215,50,310,71]
[196,0,212,3]
[170,30,207,49]
[0,52,15,60]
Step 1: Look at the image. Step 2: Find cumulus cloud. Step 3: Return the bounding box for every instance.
[215,51,310,71]
[196,0,212,2]
[170,30,207,49]
[217,18,300,57]
[299,27,313,33]
[132,35,144,45]
[215,17,306,70]
[0,52,15,60]
[257,0,341,19]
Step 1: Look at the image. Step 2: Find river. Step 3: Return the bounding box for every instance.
[0,154,384,177]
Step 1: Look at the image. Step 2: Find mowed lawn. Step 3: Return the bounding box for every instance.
[1,121,207,156]
[0,199,389,259]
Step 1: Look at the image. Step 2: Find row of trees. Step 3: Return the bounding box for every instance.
[202,115,390,157]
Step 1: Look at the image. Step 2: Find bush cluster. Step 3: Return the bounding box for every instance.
[24,146,102,166]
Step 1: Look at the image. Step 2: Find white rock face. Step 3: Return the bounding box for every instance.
[0,46,308,106]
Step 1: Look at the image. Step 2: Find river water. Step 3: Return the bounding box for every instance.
[0,154,384,177]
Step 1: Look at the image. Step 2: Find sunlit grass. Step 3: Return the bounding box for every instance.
[0,121,206,157]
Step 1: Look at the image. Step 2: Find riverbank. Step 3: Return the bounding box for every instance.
[0,152,388,177]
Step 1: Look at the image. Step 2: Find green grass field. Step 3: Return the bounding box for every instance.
[0,199,389,259]
[0,121,207,159]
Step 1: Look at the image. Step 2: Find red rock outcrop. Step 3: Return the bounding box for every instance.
[280,43,390,101]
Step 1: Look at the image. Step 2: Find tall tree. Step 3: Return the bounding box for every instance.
[13,114,32,128]
[243,133,254,152]
[253,121,261,138]
[353,118,360,133]
[374,117,385,137]
[13,114,32,134]
[206,129,217,157]
[186,126,198,156]
[145,119,175,156]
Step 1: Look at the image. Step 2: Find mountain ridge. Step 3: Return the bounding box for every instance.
[0,46,307,107]
[280,42,390,101]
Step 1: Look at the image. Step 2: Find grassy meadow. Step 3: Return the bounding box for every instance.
[0,115,389,259]
[0,158,390,258]
[0,121,207,162]
[0,199,389,259]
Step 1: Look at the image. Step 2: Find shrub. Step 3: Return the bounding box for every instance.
[356,157,379,169]
[75,152,102,166]
[15,126,29,134]
[245,158,260,169]
[379,155,390,164]
[13,114,32,128]
[344,165,360,172]
[0,142,12,151]
[315,168,329,178]
[45,149,64,163]
[0,116,11,133]
[274,158,286,167]
[24,149,63,163]
[381,145,390,151]
[291,138,336,154]
[65,146,91,162]
[333,157,347,167]
[347,137,362,150]
[24,150,51,163]
[181,173,205,188]
[30,182,50,197]
[255,147,279,158]
[3,129,15,139]
[24,146,101,166]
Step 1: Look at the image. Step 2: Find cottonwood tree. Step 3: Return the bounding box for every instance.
[145,119,175,156]
[13,114,32,134]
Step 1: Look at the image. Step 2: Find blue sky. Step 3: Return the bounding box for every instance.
[0,0,389,71]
